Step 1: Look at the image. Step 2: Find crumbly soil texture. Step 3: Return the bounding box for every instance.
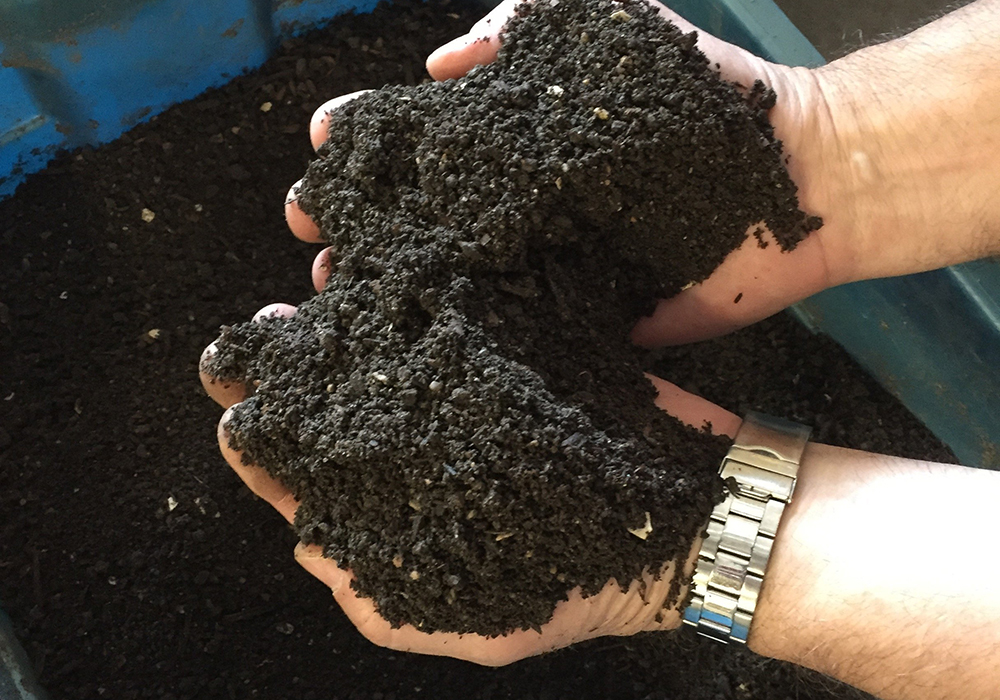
[0,1,954,697]
[208,0,820,634]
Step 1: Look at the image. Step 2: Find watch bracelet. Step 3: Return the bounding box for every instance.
[682,411,811,644]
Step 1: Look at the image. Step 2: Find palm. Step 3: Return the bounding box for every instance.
[202,329,736,664]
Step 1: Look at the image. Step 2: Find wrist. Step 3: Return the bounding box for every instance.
[749,443,978,668]
[746,443,1000,700]
[682,412,810,644]
[744,440,834,662]
[795,16,1000,284]
[756,64,868,289]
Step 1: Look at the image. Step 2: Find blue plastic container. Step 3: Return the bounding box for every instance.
[0,604,48,700]
[1,0,998,692]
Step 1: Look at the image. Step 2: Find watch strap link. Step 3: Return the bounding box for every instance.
[682,411,811,644]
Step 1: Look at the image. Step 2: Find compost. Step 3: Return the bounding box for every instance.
[206,0,820,635]
[0,0,953,697]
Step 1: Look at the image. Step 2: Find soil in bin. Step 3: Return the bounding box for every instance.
[0,0,955,698]
[207,0,820,635]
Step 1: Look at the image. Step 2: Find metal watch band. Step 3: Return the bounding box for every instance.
[682,411,811,644]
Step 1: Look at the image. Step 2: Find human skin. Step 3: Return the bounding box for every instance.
[203,0,1000,696]
[287,0,1000,345]
[751,442,1000,700]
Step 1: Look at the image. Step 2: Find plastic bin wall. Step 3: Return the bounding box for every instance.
[0,0,380,198]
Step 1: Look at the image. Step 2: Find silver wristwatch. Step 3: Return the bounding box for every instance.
[682,411,811,644]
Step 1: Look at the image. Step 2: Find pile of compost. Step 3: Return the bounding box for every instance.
[207,0,820,634]
[0,1,953,697]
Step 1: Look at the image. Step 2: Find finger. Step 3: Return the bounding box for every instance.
[426,0,517,80]
[309,90,372,151]
[646,374,741,438]
[199,342,248,408]
[253,302,298,323]
[312,246,334,292]
[201,305,297,406]
[285,180,323,243]
[218,407,300,523]
[294,543,351,593]
[288,91,372,243]
[631,226,834,347]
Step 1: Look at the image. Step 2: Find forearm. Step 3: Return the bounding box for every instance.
[748,442,1000,700]
[789,0,1000,283]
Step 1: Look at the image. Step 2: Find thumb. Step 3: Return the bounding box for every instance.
[426,0,518,80]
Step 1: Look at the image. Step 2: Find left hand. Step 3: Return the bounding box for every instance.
[410,0,879,348]
[283,1,840,350]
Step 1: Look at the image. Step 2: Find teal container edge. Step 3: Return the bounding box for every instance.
[673,1,1000,469]
[0,604,49,700]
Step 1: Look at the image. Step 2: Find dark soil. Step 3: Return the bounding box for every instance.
[648,316,956,464]
[208,0,819,635]
[0,0,952,698]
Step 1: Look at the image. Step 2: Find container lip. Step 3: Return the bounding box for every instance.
[0,603,49,700]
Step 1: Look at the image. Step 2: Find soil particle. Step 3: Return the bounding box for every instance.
[208,0,820,635]
[0,0,949,697]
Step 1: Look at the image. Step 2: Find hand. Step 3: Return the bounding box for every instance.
[202,0,1000,681]
[280,2,850,347]
[214,77,742,654]
[423,0,1000,347]
[423,0,847,345]
[201,300,740,665]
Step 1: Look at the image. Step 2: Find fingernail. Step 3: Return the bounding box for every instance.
[285,180,302,205]
[252,303,297,323]
[428,34,473,63]
[199,343,217,371]
[220,407,234,432]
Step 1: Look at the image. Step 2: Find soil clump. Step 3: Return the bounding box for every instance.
[207,0,820,634]
[0,1,952,697]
